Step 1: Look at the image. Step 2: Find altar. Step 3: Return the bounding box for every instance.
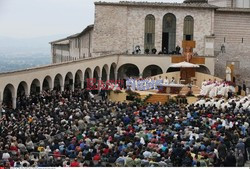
[157,84,185,94]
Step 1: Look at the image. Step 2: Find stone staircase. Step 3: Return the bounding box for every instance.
[179,85,200,95]
[145,94,169,104]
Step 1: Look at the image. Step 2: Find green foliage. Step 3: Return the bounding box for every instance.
[114,90,123,94]
[142,94,152,102]
[126,90,140,97]
[169,98,177,104]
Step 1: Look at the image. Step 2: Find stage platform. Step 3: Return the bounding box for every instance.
[108,85,200,104]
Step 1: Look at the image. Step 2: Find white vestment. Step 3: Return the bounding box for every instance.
[226,67,231,82]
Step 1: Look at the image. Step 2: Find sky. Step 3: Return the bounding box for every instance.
[0,0,183,39]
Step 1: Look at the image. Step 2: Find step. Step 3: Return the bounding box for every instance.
[145,94,169,104]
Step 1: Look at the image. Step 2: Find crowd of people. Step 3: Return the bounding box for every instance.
[200,79,236,98]
[126,76,176,91]
[1,88,250,167]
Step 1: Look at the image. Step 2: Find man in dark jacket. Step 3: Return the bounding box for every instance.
[224,151,236,167]
[218,142,227,160]
[245,136,250,160]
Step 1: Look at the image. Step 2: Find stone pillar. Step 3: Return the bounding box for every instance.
[26,89,30,97]
[72,83,75,92]
[81,81,84,89]
[98,76,101,82]
[97,76,102,94]
[139,73,143,79]
[51,82,54,91]
[12,97,16,109]
[115,72,118,81]
[107,73,110,81]
[0,100,2,118]
[61,86,64,92]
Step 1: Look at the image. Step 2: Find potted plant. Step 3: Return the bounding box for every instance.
[152,48,157,54]
[126,90,140,101]
[145,49,150,54]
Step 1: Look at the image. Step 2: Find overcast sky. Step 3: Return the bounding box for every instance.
[0,0,183,38]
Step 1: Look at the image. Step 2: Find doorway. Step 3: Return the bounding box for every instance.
[162,33,169,54]
[162,13,176,54]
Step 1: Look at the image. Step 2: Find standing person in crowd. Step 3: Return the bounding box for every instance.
[243,81,247,94]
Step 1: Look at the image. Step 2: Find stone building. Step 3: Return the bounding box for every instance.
[50,25,94,62]
[51,0,250,83]
[208,0,250,8]
[0,0,250,109]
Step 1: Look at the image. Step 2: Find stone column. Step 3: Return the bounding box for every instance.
[98,76,102,93]
[0,100,2,118]
[115,72,118,81]
[107,73,110,81]
[12,97,16,109]
[51,82,54,91]
[26,89,30,97]
[139,73,143,79]
[81,81,84,89]
[72,83,75,92]
[98,77,102,88]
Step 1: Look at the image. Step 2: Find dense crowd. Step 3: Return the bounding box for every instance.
[1,88,250,167]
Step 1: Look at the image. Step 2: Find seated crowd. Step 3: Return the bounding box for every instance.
[1,88,250,167]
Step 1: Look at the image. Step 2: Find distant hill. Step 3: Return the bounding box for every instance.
[0,35,66,55]
[0,35,66,72]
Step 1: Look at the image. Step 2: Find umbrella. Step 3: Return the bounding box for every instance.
[169,61,200,68]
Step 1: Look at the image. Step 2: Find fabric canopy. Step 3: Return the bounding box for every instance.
[169,61,200,68]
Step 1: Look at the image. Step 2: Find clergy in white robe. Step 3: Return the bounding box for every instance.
[163,76,169,85]
[209,85,218,98]
[226,66,232,82]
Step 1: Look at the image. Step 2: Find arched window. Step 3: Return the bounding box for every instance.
[183,15,194,41]
[162,13,176,54]
[144,14,155,52]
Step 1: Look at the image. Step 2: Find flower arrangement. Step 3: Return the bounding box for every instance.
[152,48,157,54]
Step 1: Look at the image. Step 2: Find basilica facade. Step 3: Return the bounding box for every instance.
[51,0,250,83]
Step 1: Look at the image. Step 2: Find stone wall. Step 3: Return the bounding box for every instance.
[214,11,250,86]
[79,29,93,58]
[92,4,214,57]
[69,39,80,60]
[54,45,70,62]
[92,5,128,56]
[208,0,232,7]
